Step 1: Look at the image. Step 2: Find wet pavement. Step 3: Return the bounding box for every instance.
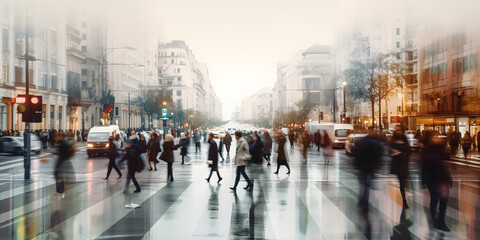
[0,140,479,239]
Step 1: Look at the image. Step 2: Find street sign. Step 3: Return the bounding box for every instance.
[158,116,174,120]
[162,108,167,116]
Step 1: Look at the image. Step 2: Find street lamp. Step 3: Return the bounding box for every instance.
[397,92,404,116]
[342,81,347,122]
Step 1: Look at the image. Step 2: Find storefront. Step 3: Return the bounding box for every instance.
[416,117,455,134]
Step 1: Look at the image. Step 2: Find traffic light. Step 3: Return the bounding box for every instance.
[16,95,42,122]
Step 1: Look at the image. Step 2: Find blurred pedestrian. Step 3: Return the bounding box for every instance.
[159,134,178,182]
[274,132,290,174]
[120,139,143,193]
[314,130,321,151]
[421,130,452,232]
[218,136,225,162]
[224,132,232,155]
[179,132,189,164]
[230,131,253,191]
[461,131,472,159]
[54,132,76,198]
[288,130,295,148]
[148,133,161,171]
[390,126,410,209]
[104,137,122,180]
[138,134,148,166]
[322,130,333,164]
[354,127,383,213]
[302,130,310,164]
[194,130,201,153]
[262,131,272,166]
[251,134,263,164]
[206,133,222,183]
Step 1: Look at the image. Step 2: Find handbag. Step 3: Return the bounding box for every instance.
[207,160,213,165]
[239,152,252,162]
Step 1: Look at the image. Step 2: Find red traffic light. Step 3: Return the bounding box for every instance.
[30,97,39,104]
[16,96,26,104]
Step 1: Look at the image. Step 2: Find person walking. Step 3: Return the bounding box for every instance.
[54,132,76,198]
[120,140,142,193]
[302,130,310,164]
[421,130,452,232]
[206,133,223,183]
[104,137,122,180]
[218,136,225,162]
[138,134,148,166]
[461,131,472,159]
[274,132,290,174]
[354,127,383,213]
[314,130,321,151]
[160,134,178,182]
[262,131,273,166]
[147,133,161,171]
[251,134,263,164]
[179,132,189,164]
[288,130,295,148]
[230,131,253,191]
[322,130,333,164]
[224,132,232,155]
[194,130,201,153]
[390,126,410,209]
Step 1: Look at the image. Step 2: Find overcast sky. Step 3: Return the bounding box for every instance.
[24,0,480,121]
[157,0,480,120]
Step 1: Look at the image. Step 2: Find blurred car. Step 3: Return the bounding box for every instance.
[0,135,41,155]
[405,133,420,150]
[119,131,128,141]
[345,133,367,155]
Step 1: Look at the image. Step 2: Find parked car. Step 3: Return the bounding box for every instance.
[0,135,41,155]
[345,133,367,155]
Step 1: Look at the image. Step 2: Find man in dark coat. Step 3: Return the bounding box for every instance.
[194,130,201,153]
[224,132,232,155]
[206,133,222,183]
[54,132,76,198]
[288,130,295,148]
[120,140,142,193]
[314,130,321,151]
[354,127,383,213]
[218,137,225,162]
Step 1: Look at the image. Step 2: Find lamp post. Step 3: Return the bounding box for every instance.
[342,81,347,122]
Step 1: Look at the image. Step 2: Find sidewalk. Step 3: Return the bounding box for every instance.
[449,148,480,167]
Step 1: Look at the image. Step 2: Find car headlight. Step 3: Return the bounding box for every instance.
[106,143,109,148]
[87,144,93,148]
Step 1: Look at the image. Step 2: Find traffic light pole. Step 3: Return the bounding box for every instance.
[24,19,31,180]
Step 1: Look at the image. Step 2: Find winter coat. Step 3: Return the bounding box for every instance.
[263,136,272,155]
[251,138,264,163]
[148,138,161,163]
[421,143,452,187]
[208,139,219,170]
[160,141,177,163]
[354,135,383,174]
[125,143,143,173]
[138,139,148,153]
[224,133,232,145]
[390,134,410,178]
[108,141,117,159]
[235,137,250,166]
[276,135,288,164]
[179,138,189,156]
[314,131,321,143]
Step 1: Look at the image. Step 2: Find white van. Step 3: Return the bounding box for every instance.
[307,122,354,148]
[87,125,120,157]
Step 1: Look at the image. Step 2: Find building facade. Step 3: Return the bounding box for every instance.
[0,1,68,132]
[240,88,272,121]
[158,40,222,122]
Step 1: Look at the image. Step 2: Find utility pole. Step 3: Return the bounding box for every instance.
[333,88,336,123]
[128,92,131,130]
[22,16,35,180]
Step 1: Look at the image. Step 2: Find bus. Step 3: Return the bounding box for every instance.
[306,122,354,148]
